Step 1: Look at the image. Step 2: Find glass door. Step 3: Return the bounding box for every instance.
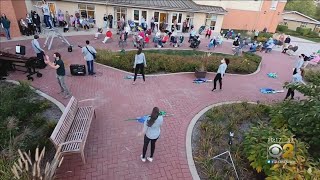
[154,11,160,31]
[171,12,182,32]
[159,12,168,32]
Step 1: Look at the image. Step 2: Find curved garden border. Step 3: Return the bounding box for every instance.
[5,80,65,112]
[186,101,258,180]
[95,48,263,77]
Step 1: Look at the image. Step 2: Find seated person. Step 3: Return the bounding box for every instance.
[153,31,161,42]
[157,34,169,47]
[88,16,95,28]
[102,29,113,43]
[82,18,90,30]
[95,28,103,39]
[63,20,69,32]
[143,34,150,47]
[232,38,240,49]
[138,30,145,39]
[216,36,223,45]
[20,18,29,36]
[248,42,257,53]
[188,29,196,42]
[170,31,178,45]
[208,37,216,49]
[232,38,241,55]
[265,42,275,53]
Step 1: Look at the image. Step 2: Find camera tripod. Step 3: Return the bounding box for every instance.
[43,28,71,50]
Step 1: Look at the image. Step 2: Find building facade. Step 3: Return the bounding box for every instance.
[281,11,320,32]
[1,0,227,38]
[194,0,287,33]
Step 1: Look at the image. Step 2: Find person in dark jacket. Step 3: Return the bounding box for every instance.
[32,11,41,33]
[0,13,11,40]
[108,13,113,28]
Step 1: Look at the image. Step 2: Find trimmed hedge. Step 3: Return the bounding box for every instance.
[296,27,312,36]
[96,50,262,74]
[276,25,288,32]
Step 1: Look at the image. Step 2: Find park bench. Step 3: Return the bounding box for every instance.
[50,96,96,164]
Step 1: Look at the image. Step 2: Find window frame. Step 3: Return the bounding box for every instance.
[78,3,96,21]
[205,14,217,30]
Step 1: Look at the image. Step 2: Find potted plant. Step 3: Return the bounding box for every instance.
[195,52,211,78]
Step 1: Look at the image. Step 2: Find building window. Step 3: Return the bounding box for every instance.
[154,12,159,23]
[270,0,278,10]
[133,10,147,26]
[205,14,217,30]
[300,22,307,28]
[114,7,127,25]
[78,4,95,19]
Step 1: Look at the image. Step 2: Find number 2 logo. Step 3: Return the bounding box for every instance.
[282,144,294,158]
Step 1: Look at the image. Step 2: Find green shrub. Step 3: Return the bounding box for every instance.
[0,81,54,156]
[304,70,320,84]
[277,25,288,32]
[244,123,320,179]
[296,27,312,36]
[258,32,273,39]
[96,50,262,74]
[306,31,319,38]
[270,76,320,158]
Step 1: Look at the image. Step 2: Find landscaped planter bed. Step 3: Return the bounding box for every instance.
[96,50,261,74]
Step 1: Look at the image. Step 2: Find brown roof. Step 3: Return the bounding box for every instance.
[106,0,226,14]
[75,0,226,14]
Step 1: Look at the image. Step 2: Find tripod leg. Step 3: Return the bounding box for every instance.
[49,33,54,50]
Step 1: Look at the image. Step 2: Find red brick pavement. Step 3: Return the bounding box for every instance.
[1,34,298,180]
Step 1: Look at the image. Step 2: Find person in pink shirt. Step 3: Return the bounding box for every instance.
[205,27,212,39]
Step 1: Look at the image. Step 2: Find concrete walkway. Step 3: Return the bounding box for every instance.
[1,33,299,180]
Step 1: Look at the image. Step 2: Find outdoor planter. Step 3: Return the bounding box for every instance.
[195,69,207,78]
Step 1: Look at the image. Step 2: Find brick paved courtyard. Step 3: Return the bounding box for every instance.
[1,33,299,180]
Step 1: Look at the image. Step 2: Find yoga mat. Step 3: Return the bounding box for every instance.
[267,73,278,78]
[193,78,213,84]
[260,88,284,94]
[124,75,143,79]
[125,111,174,123]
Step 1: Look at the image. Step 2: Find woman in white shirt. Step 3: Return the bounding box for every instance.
[133,48,147,84]
[138,107,164,162]
[212,58,230,91]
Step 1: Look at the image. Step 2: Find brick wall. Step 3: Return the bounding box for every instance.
[0,0,27,37]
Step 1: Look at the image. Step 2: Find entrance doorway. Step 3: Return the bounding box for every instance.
[171,12,182,32]
[159,12,168,32]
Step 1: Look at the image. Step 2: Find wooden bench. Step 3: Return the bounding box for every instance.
[50,96,96,164]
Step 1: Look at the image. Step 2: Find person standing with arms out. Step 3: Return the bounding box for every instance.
[82,40,97,75]
[133,48,147,85]
[34,0,52,29]
[138,107,163,162]
[293,55,304,74]
[284,68,306,100]
[103,14,108,28]
[31,35,46,68]
[44,53,71,99]
[0,14,11,40]
[212,58,230,91]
